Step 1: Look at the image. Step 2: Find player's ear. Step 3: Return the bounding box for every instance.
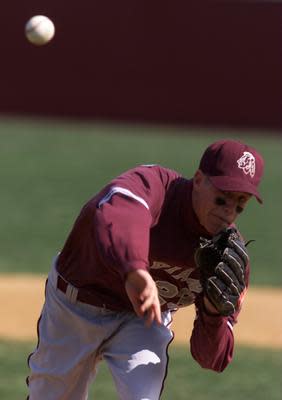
[193,169,205,189]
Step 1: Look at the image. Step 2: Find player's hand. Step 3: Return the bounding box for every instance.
[125,269,162,327]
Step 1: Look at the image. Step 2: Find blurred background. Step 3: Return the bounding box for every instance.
[1,1,282,128]
[0,1,281,399]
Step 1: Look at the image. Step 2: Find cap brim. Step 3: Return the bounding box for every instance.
[209,176,263,204]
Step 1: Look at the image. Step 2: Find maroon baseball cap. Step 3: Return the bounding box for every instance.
[199,139,264,203]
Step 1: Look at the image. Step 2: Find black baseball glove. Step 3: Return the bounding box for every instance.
[194,227,249,316]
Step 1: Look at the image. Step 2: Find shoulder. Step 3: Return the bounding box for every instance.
[112,164,182,189]
[136,164,182,182]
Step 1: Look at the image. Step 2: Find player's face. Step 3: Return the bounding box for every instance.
[192,170,251,235]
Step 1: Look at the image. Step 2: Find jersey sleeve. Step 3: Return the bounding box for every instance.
[189,262,250,372]
[189,296,235,372]
[94,165,180,279]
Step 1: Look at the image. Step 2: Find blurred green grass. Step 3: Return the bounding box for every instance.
[1,340,281,399]
[0,116,281,285]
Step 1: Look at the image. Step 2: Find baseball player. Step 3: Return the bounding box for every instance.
[26,139,264,400]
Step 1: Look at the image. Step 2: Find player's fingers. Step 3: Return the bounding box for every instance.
[152,301,162,325]
[228,237,249,266]
[127,293,147,318]
[140,292,154,314]
[139,281,157,309]
[140,289,162,325]
[223,248,245,282]
[144,303,162,327]
[215,262,242,295]
[131,302,144,318]
[144,308,155,327]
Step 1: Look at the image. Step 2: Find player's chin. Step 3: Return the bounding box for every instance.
[205,217,228,236]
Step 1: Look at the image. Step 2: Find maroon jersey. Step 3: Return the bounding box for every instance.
[57,165,249,372]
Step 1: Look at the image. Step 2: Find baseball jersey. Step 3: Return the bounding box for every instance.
[57,165,249,371]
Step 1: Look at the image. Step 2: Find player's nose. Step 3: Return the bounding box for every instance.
[222,200,238,220]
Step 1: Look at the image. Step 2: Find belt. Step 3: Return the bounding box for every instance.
[56,275,108,309]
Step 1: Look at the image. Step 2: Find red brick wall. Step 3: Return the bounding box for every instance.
[1,1,281,129]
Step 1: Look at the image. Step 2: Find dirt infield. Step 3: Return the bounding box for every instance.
[1,275,281,348]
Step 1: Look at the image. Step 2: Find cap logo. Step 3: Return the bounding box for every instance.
[237,151,256,178]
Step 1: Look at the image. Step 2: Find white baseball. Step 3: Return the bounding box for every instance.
[25,15,55,46]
